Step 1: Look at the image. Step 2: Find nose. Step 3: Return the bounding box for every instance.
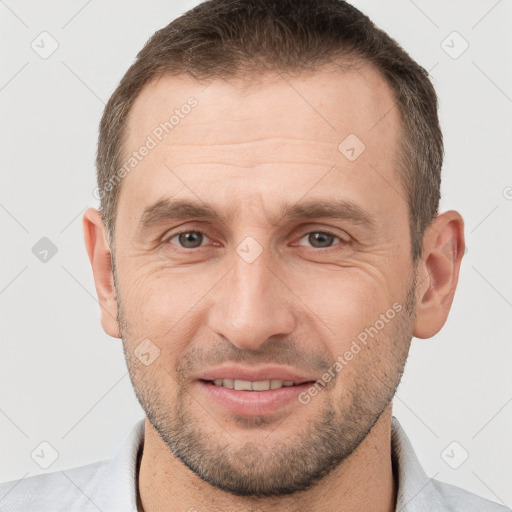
[207,249,297,351]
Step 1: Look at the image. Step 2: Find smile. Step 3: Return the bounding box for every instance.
[209,378,301,390]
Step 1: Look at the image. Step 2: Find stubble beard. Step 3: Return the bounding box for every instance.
[115,263,417,497]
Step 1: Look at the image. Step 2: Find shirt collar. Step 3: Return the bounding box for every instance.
[391,417,446,511]
[105,416,446,511]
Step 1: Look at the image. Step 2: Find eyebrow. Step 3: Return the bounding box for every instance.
[279,200,377,228]
[138,199,232,231]
[138,197,378,232]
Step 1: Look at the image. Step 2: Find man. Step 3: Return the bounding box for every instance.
[0,0,508,511]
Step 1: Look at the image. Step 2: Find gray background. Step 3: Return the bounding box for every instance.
[1,0,511,507]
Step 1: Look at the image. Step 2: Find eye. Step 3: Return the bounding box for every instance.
[296,231,348,249]
[166,230,211,249]
[163,228,348,251]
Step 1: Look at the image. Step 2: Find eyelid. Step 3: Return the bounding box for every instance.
[163,227,212,247]
[294,228,351,247]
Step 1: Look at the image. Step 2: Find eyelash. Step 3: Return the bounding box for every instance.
[163,228,350,249]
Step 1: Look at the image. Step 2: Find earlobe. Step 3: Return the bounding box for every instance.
[82,208,120,339]
[412,210,465,339]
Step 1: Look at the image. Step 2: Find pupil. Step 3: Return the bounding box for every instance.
[179,232,202,248]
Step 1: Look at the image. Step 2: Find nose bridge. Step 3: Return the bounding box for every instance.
[208,241,296,350]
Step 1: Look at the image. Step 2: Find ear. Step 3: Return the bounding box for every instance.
[82,208,120,339]
[413,210,465,339]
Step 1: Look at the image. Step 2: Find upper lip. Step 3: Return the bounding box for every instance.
[196,365,318,384]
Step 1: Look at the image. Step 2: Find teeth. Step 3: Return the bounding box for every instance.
[234,379,253,391]
[211,379,297,390]
[251,380,270,391]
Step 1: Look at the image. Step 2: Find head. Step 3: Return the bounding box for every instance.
[84,0,464,498]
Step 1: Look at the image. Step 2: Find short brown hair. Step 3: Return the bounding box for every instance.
[96,0,443,263]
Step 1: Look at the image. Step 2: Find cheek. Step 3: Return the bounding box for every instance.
[289,266,399,341]
[323,307,410,400]
[117,266,216,354]
[126,348,181,412]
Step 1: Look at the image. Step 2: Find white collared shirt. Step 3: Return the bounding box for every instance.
[0,417,509,511]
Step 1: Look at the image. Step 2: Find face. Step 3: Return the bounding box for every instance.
[113,64,417,496]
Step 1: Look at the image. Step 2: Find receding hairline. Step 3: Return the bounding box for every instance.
[117,56,403,173]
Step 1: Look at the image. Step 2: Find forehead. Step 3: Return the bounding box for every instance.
[118,62,403,224]
[127,62,399,147]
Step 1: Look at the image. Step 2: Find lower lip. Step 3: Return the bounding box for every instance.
[197,380,314,416]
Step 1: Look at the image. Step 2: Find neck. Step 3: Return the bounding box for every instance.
[138,406,397,512]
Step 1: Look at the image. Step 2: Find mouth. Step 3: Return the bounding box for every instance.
[201,378,312,390]
[193,365,320,417]
[196,378,317,417]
